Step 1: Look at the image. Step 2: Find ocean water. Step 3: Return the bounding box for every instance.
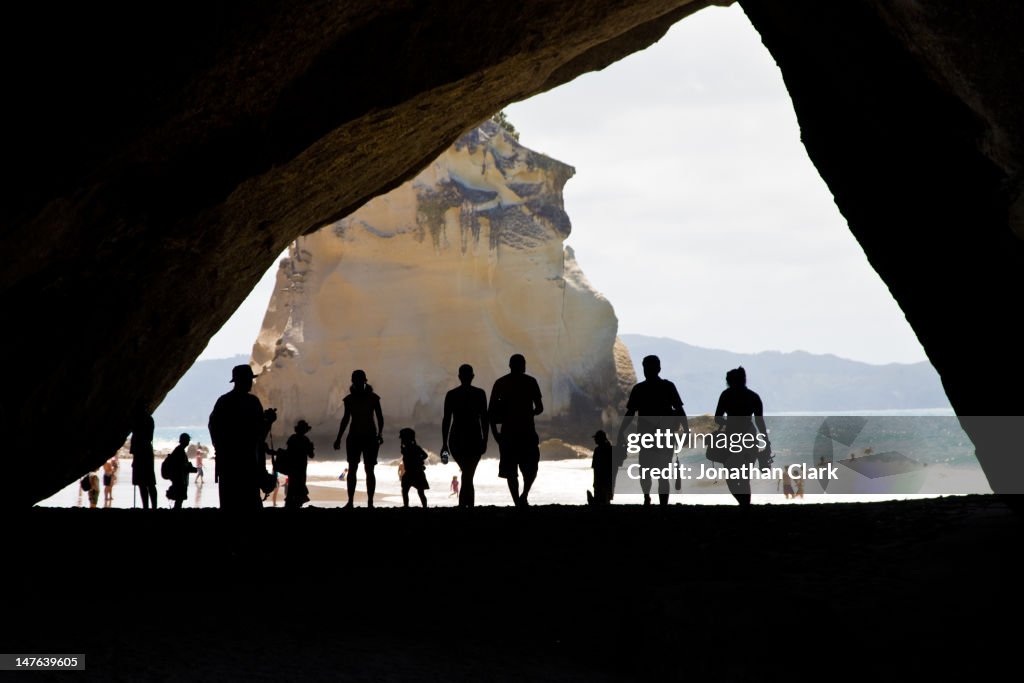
[154,425,212,452]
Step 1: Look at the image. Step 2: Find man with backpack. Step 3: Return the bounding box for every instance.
[162,433,198,509]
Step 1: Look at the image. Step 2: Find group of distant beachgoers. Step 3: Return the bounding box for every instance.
[77,351,773,510]
[77,440,210,509]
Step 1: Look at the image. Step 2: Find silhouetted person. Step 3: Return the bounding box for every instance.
[194,446,205,486]
[618,355,688,506]
[590,430,615,506]
[165,433,197,509]
[102,458,116,507]
[130,407,157,509]
[280,420,315,509]
[780,469,794,499]
[441,363,489,508]
[714,366,769,508]
[208,365,267,511]
[399,428,429,508]
[489,354,543,507]
[333,370,384,508]
[87,470,100,508]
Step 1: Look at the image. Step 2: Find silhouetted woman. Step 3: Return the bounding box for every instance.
[714,367,769,507]
[130,408,158,509]
[333,370,384,508]
[441,364,488,507]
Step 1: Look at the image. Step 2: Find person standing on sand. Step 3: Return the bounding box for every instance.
[208,365,267,511]
[489,354,544,507]
[450,476,460,498]
[130,407,158,509]
[280,420,315,509]
[441,364,488,508]
[165,433,198,509]
[714,366,769,508]
[102,458,116,507]
[779,469,794,499]
[618,355,688,506]
[87,470,101,508]
[399,428,429,508]
[194,444,205,486]
[333,370,384,508]
[588,430,616,506]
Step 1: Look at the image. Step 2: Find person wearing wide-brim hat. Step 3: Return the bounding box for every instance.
[208,364,267,510]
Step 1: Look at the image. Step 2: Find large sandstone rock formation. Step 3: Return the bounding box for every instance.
[251,121,634,448]
[5,0,1024,504]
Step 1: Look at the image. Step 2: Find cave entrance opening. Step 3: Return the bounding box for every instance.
[181,4,942,433]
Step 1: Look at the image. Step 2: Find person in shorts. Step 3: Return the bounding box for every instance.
[102,458,115,506]
[333,370,384,508]
[617,355,688,506]
[488,354,543,507]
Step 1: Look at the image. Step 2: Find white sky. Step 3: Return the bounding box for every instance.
[199,4,927,365]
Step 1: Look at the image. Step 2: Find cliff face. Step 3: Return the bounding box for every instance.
[252,121,634,447]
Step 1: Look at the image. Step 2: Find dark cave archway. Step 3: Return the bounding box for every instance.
[3,0,1022,506]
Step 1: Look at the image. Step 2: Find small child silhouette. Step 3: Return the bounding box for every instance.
[399,428,429,508]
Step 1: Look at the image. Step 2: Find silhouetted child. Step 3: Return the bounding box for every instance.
[399,428,429,508]
[589,430,614,506]
[279,420,315,509]
[165,433,198,509]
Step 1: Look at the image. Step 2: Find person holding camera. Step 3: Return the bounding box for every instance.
[208,364,269,510]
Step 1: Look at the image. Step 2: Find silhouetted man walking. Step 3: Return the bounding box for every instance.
[489,354,543,507]
[130,406,157,509]
[442,364,488,508]
[208,365,266,510]
[618,355,688,506]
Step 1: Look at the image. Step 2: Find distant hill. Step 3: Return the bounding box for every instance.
[154,355,248,426]
[620,334,950,413]
[158,340,951,427]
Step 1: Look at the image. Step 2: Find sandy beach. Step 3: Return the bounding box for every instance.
[43,454,973,510]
